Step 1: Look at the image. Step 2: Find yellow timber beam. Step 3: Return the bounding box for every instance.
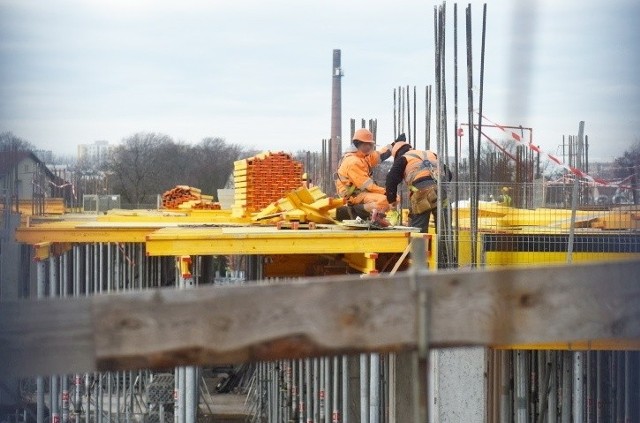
[343,252,378,274]
[145,227,413,256]
[493,339,640,351]
[33,242,51,261]
[17,222,159,244]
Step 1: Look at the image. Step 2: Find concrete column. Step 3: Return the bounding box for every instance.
[432,348,487,422]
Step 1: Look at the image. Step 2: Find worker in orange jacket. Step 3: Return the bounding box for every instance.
[385,136,452,232]
[335,128,393,220]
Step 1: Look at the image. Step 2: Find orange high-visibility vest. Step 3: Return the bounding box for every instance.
[335,150,385,198]
[403,150,439,187]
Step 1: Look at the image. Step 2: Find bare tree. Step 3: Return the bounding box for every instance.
[107,132,174,208]
[0,132,34,152]
[188,138,250,195]
[613,139,640,178]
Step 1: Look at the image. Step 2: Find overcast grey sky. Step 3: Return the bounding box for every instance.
[1,0,638,164]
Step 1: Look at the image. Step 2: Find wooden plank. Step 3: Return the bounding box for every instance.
[1,260,638,378]
[0,297,95,377]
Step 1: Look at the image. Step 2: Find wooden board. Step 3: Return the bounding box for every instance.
[1,260,639,377]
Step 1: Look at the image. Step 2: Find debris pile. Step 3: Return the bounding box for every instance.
[161,185,221,210]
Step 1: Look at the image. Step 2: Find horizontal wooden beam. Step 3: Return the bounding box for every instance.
[1,260,639,377]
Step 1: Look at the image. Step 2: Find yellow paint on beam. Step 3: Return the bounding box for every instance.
[342,252,378,274]
[33,242,51,261]
[493,339,640,351]
[17,223,159,244]
[146,227,413,256]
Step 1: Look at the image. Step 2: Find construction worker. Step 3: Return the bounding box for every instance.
[385,135,452,232]
[335,128,393,222]
[498,186,512,206]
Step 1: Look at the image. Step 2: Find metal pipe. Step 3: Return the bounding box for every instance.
[185,367,197,423]
[515,351,527,423]
[49,255,60,423]
[452,3,460,265]
[360,354,369,423]
[128,369,134,423]
[36,258,46,423]
[413,86,417,146]
[314,358,320,423]
[332,356,339,422]
[406,85,411,144]
[299,359,305,423]
[319,358,325,423]
[324,357,331,423]
[499,350,511,422]
[73,246,82,421]
[561,352,571,423]
[393,89,397,140]
[547,351,557,423]
[83,245,91,423]
[573,352,585,422]
[465,4,478,267]
[587,351,595,422]
[62,251,70,423]
[306,358,313,423]
[342,355,348,423]
[181,258,198,423]
[388,353,396,423]
[615,352,624,423]
[369,354,380,423]
[623,352,631,422]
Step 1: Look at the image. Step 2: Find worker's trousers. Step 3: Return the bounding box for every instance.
[349,191,390,213]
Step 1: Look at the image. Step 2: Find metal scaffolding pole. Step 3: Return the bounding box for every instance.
[561,352,571,423]
[369,354,380,423]
[342,355,349,423]
[49,255,60,423]
[573,352,585,422]
[324,357,330,423]
[62,250,70,423]
[332,356,339,423]
[73,245,83,422]
[314,358,320,423]
[299,359,305,423]
[547,351,557,423]
[515,351,527,423]
[500,350,511,422]
[36,258,46,423]
[306,358,313,423]
[360,354,369,423]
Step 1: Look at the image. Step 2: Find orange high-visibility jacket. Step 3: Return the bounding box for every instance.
[335,147,390,198]
[403,150,439,186]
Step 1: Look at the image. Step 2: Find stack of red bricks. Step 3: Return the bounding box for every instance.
[233,151,303,213]
[161,185,221,210]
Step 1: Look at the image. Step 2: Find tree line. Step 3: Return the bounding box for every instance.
[105,133,257,208]
[2,131,639,208]
[1,131,257,208]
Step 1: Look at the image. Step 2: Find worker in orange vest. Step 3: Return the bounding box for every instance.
[385,135,452,232]
[335,128,393,222]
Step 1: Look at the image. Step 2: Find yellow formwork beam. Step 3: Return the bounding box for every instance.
[17,222,159,244]
[33,242,51,261]
[493,339,640,351]
[97,209,247,223]
[343,252,378,274]
[145,227,413,256]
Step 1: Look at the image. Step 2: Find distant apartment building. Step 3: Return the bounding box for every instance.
[78,140,110,166]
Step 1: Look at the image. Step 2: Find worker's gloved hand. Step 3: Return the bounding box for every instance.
[395,133,406,142]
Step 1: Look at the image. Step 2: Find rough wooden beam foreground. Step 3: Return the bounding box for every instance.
[1,260,639,377]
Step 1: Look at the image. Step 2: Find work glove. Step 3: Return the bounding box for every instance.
[395,133,406,142]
